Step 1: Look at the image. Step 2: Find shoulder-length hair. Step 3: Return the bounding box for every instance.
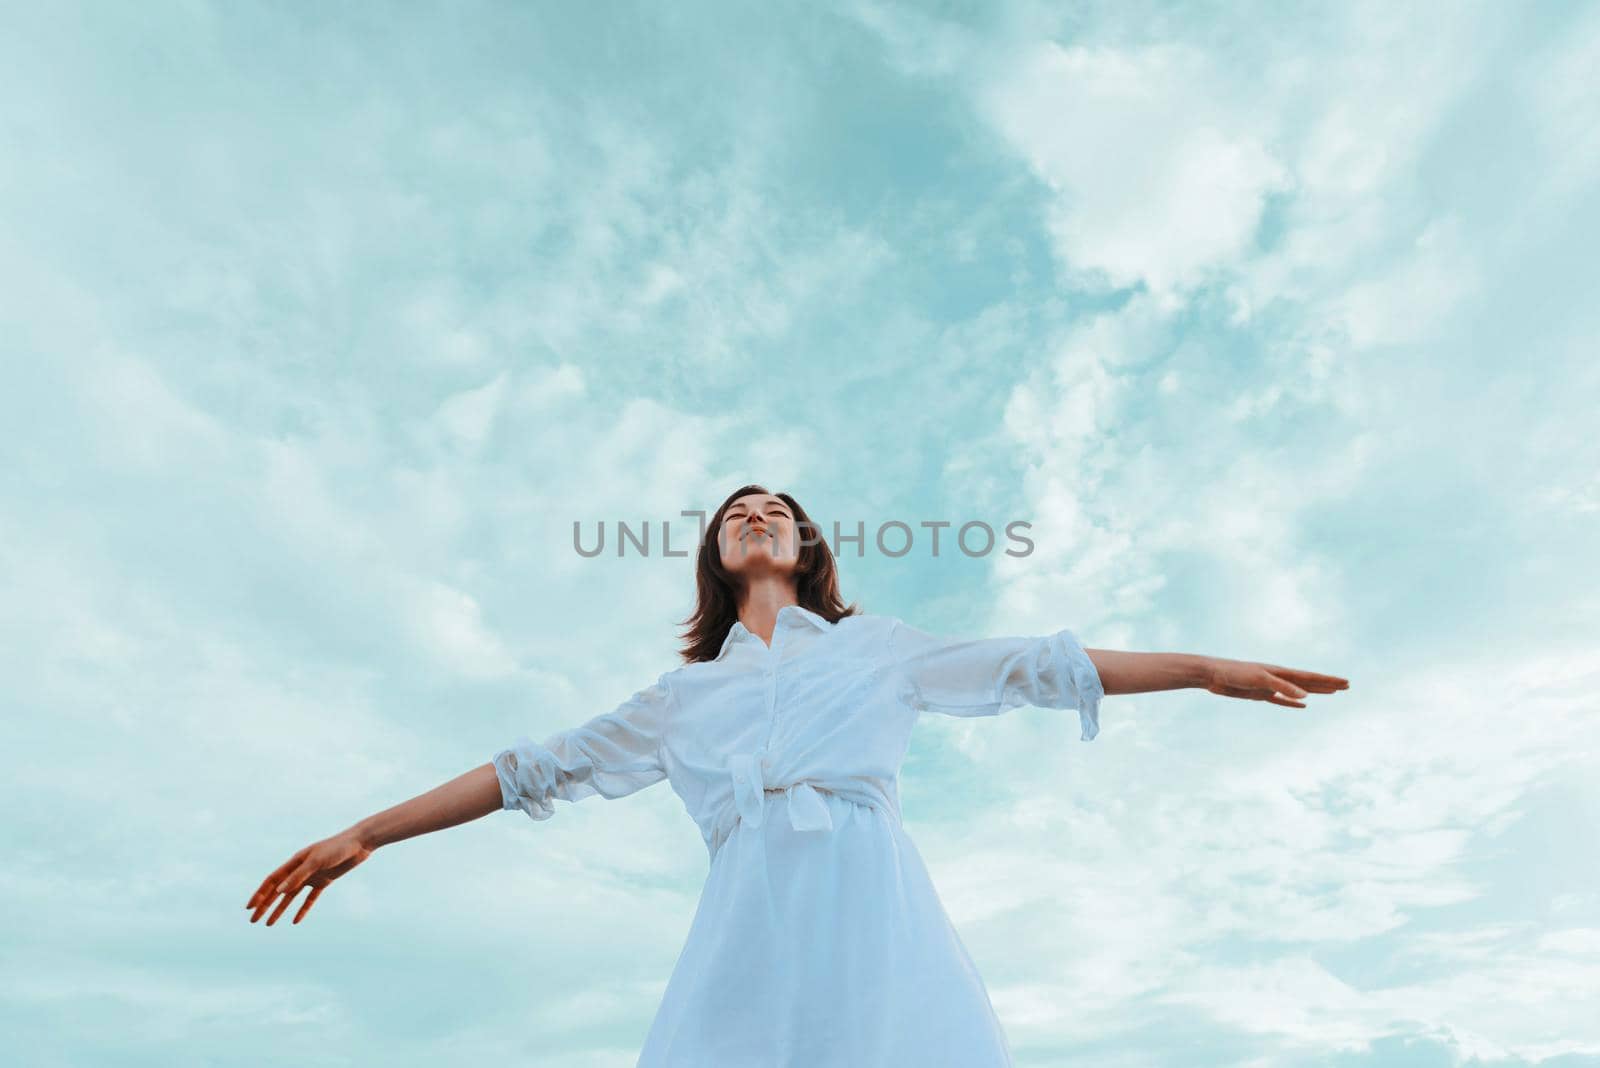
[678,483,860,663]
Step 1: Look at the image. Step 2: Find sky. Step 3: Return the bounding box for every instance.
[2,1,1599,1065]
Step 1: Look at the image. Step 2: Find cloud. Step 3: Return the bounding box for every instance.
[978,40,1292,306]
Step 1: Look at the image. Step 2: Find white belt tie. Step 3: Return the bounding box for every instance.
[727,750,835,833]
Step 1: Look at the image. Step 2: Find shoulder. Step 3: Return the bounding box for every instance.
[661,658,718,691]
[657,663,692,688]
[829,611,900,655]
[843,611,913,639]
[838,610,898,633]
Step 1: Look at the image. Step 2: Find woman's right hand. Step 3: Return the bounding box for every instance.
[245,830,372,926]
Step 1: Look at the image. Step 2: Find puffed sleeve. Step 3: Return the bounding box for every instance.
[888,618,1104,741]
[492,671,675,821]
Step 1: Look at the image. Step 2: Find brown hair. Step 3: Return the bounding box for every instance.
[677,483,860,663]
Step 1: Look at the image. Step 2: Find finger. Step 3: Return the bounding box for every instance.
[1268,667,1349,690]
[247,849,307,909]
[246,877,276,912]
[266,886,301,926]
[265,866,317,926]
[261,859,320,926]
[251,862,308,923]
[1218,683,1304,708]
[1263,673,1308,700]
[1225,682,1303,707]
[251,886,288,923]
[253,887,291,924]
[294,884,326,924]
[1290,677,1347,692]
[248,874,289,914]
[1272,674,1340,692]
[269,861,324,925]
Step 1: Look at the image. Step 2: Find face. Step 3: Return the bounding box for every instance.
[718,492,801,579]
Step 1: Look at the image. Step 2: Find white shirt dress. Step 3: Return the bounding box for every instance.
[493,605,1104,1067]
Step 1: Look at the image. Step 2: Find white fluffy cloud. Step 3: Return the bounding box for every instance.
[979,40,1292,305]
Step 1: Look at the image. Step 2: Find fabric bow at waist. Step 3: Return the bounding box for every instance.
[707,751,901,874]
[728,751,835,833]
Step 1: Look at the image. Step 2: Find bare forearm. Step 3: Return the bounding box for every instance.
[347,762,505,851]
[1083,649,1213,696]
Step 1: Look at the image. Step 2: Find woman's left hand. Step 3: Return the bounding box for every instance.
[1204,657,1349,708]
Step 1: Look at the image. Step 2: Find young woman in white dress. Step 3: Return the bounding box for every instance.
[246,484,1349,1066]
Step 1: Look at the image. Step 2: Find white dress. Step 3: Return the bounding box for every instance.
[493,605,1104,1068]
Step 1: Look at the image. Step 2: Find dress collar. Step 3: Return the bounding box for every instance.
[714,604,833,661]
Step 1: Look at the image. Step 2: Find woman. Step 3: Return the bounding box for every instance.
[245,483,1349,1066]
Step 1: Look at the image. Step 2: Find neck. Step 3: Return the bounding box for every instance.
[737,576,800,644]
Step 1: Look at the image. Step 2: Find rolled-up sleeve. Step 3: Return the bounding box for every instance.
[888,619,1104,741]
[493,671,675,821]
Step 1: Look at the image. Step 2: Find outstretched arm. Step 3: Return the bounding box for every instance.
[1086,648,1349,708]
[354,761,504,847]
[245,671,674,927]
[1082,648,1210,695]
[245,762,502,927]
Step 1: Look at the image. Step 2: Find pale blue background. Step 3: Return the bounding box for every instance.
[3,1,1599,1065]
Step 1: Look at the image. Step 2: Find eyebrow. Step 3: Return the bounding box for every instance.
[725,499,789,513]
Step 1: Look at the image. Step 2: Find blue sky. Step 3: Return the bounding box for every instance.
[3,1,1599,1065]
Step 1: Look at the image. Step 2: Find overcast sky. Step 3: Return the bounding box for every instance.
[3,1,1598,1065]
